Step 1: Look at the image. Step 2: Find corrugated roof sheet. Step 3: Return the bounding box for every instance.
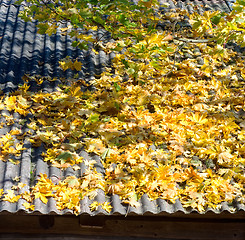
[0,0,244,216]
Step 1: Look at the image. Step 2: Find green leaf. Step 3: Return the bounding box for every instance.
[114,102,120,110]
[237,0,245,6]
[114,82,121,92]
[79,9,92,18]
[56,152,73,164]
[68,8,78,15]
[93,16,104,25]
[235,16,245,24]
[88,113,100,123]
[192,20,202,30]
[127,68,135,75]
[211,14,221,25]
[37,23,49,35]
[71,15,80,25]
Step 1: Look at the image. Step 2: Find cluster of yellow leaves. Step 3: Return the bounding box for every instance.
[59,56,82,71]
[0,3,245,215]
[0,95,30,116]
[0,130,26,163]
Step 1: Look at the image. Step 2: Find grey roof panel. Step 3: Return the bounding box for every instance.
[0,0,244,216]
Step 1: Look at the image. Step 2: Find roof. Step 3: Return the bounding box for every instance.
[0,0,244,216]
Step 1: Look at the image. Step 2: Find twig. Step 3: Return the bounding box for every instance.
[172,20,178,39]
[173,37,214,43]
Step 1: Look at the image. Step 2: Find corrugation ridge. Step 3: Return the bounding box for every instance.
[1,112,23,214]
[5,4,25,87]
[3,0,16,5]
[110,195,126,215]
[40,34,55,92]
[4,201,245,215]
[2,161,19,212]
[224,0,235,10]
[17,16,36,81]
[64,28,74,80]
[52,28,64,82]
[0,196,243,215]
[0,161,6,191]
[17,143,32,211]
[203,0,230,12]
[80,196,93,215]
[29,23,44,77]
[83,46,96,81]
[0,4,8,38]
[32,144,49,214]
[156,198,176,214]
[0,4,16,86]
[93,189,108,215]
[140,194,158,214]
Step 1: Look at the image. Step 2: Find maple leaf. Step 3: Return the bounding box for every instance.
[189,112,208,125]
[90,201,100,211]
[73,60,82,71]
[56,151,74,164]
[23,202,35,211]
[4,96,16,111]
[3,190,20,203]
[34,192,49,204]
[101,202,112,213]
[123,192,141,208]
[64,176,80,188]
[0,189,3,198]
[218,151,233,165]
[85,138,106,155]
[21,191,32,202]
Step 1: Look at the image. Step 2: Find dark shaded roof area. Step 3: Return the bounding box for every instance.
[0,0,244,216]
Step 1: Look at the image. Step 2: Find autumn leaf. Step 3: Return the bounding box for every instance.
[64,176,80,188]
[23,202,35,211]
[56,151,74,164]
[0,189,3,198]
[101,202,112,213]
[73,60,82,71]
[34,192,49,204]
[3,190,20,203]
[90,201,100,211]
[218,151,233,165]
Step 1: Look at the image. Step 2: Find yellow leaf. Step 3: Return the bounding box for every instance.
[3,190,20,203]
[17,182,26,189]
[73,60,82,71]
[85,139,106,155]
[4,96,16,111]
[13,176,21,182]
[218,151,233,164]
[9,129,22,135]
[101,202,112,213]
[23,202,35,211]
[34,192,48,204]
[90,201,100,211]
[0,189,3,197]
[189,112,208,125]
[141,0,153,8]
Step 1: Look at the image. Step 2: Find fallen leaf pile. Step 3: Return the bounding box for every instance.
[0,2,245,215]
